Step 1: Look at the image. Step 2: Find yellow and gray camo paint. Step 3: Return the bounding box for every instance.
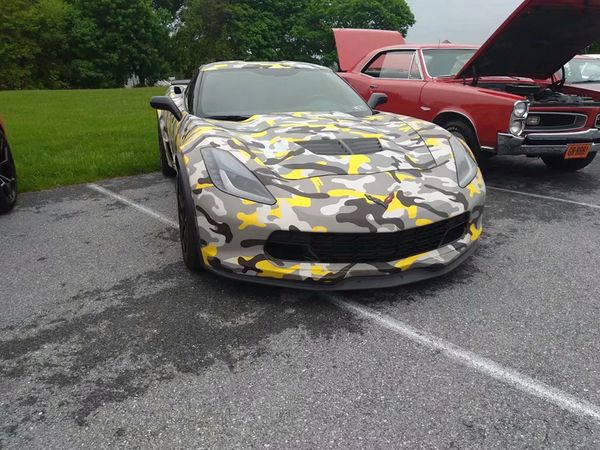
[158,61,485,284]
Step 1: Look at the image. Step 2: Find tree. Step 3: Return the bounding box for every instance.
[0,0,72,89]
[67,0,171,88]
[290,0,415,66]
[153,0,185,17]
[173,0,415,77]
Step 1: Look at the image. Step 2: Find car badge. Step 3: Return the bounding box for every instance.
[366,192,395,209]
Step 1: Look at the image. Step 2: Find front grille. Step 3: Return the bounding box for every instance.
[298,138,382,155]
[265,213,469,264]
[525,113,587,131]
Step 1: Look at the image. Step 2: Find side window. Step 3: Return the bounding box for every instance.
[409,54,422,80]
[363,54,386,78]
[363,51,420,80]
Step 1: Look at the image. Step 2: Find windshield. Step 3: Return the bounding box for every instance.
[564,58,600,83]
[197,68,372,119]
[422,49,477,78]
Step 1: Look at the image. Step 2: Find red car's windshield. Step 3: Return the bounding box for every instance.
[422,49,477,78]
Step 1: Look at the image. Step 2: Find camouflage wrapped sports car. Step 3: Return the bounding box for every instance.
[150,61,485,290]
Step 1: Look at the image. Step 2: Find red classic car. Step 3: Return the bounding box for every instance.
[335,0,600,171]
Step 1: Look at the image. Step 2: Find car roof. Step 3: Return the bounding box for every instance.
[200,61,327,72]
[374,44,479,52]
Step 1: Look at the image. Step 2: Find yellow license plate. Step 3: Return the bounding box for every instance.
[564,143,591,160]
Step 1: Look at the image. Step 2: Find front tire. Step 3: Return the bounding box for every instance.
[157,119,176,178]
[443,119,491,165]
[542,152,597,172]
[0,129,17,214]
[176,171,203,271]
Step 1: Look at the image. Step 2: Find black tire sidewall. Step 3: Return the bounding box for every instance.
[0,130,17,213]
[444,120,491,164]
[542,152,597,172]
[157,118,176,177]
[175,155,203,271]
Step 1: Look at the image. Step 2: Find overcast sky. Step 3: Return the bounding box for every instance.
[404,0,524,44]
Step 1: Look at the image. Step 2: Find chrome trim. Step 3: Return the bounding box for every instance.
[509,100,529,136]
[496,129,600,156]
[525,128,600,140]
[524,112,588,132]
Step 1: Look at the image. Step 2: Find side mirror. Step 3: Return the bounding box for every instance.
[367,93,388,109]
[150,96,183,121]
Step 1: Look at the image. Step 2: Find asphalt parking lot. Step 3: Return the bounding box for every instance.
[2,155,600,449]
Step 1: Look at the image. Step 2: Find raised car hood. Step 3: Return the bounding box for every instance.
[181,113,445,180]
[455,0,600,80]
[333,28,406,72]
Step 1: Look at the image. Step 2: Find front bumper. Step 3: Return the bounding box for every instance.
[204,239,480,291]
[193,161,486,290]
[495,128,600,156]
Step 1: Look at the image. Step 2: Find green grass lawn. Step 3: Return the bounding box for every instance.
[0,87,165,192]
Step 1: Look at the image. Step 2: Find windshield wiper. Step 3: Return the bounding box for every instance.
[205,115,251,121]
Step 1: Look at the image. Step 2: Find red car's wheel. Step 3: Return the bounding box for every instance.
[444,119,491,166]
[542,152,597,172]
[0,128,17,213]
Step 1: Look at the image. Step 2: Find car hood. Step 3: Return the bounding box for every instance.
[179,112,453,180]
[455,0,600,80]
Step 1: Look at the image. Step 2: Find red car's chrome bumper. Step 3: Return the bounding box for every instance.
[495,129,600,156]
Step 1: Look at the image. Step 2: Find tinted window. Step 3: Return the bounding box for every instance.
[422,49,477,77]
[196,69,372,118]
[363,51,420,79]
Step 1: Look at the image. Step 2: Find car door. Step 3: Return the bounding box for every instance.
[362,50,427,119]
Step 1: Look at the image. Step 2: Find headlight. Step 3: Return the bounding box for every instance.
[509,120,525,136]
[513,101,529,118]
[202,148,276,205]
[449,135,478,188]
[509,100,529,136]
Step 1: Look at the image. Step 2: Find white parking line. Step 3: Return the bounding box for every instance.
[487,185,600,210]
[87,183,179,228]
[90,182,600,424]
[324,295,600,423]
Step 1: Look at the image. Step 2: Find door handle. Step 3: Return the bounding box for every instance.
[369,84,379,89]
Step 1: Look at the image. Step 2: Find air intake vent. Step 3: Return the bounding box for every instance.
[299,138,382,155]
[265,213,469,264]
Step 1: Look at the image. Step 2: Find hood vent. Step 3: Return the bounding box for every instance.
[299,138,382,155]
